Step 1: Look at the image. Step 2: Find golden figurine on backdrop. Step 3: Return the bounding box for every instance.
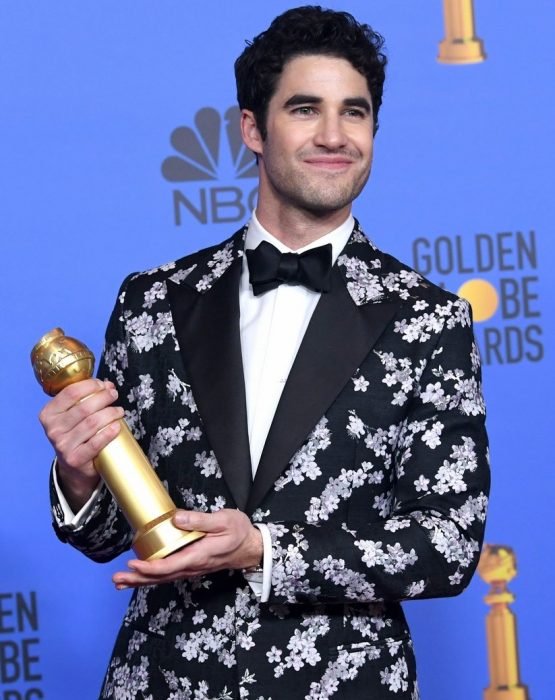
[438,0,486,64]
[478,545,530,700]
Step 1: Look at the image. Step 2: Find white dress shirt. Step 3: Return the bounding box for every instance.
[54,211,355,602]
[240,211,354,473]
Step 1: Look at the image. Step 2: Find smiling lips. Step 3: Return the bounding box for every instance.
[303,155,356,171]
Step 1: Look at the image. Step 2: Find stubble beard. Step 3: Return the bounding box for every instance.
[262,150,372,217]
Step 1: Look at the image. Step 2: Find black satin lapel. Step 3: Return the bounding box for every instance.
[246,266,399,515]
[167,260,252,511]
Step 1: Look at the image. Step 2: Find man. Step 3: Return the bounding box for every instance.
[40,7,489,699]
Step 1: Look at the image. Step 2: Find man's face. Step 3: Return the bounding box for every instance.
[244,54,374,220]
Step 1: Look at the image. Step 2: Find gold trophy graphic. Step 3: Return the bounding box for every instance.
[478,545,530,700]
[31,328,205,561]
[438,0,486,64]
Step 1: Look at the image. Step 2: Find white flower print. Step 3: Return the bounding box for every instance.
[305,464,380,524]
[405,580,426,598]
[352,374,370,392]
[373,491,394,518]
[145,260,176,276]
[413,475,430,492]
[433,437,478,495]
[384,518,411,533]
[168,264,197,285]
[266,615,329,679]
[380,656,409,693]
[313,556,376,600]
[420,382,447,409]
[143,280,167,309]
[307,645,382,699]
[337,254,385,305]
[274,418,330,490]
[167,369,198,414]
[347,412,366,439]
[103,339,129,387]
[449,493,488,530]
[175,605,237,667]
[421,421,443,449]
[127,373,155,413]
[101,655,150,699]
[268,524,318,603]
[124,310,174,353]
[148,417,190,468]
[355,539,418,575]
[193,451,222,479]
[195,241,239,292]
[266,646,282,663]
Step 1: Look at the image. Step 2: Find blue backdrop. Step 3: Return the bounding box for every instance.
[1,1,552,698]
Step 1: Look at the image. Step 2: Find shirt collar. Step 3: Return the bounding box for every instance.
[245,210,354,266]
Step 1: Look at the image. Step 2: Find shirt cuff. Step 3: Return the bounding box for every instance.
[52,460,102,527]
[243,522,272,602]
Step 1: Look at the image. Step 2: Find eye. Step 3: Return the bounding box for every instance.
[344,108,367,119]
[292,106,316,116]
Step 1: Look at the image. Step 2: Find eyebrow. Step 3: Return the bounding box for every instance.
[343,97,372,113]
[283,94,372,113]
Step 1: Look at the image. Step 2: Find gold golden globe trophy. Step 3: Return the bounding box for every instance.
[31,328,205,561]
[438,0,486,64]
[478,545,530,700]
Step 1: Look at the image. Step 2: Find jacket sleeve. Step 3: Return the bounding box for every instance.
[265,298,490,605]
[49,275,136,563]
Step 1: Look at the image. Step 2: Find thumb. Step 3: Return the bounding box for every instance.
[173,509,213,532]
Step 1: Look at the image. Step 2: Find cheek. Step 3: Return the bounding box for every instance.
[349,128,373,156]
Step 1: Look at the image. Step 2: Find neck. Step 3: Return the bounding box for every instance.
[255,204,352,250]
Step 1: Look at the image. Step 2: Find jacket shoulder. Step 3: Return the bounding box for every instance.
[380,248,464,307]
[347,222,465,309]
[113,228,245,304]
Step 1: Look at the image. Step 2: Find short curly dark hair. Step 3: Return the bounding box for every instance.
[235,5,387,139]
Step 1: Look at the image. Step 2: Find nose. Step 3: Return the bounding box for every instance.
[313,112,348,150]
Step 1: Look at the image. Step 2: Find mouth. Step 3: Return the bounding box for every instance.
[303,157,355,172]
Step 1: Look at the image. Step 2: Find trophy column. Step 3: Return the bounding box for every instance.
[478,545,530,700]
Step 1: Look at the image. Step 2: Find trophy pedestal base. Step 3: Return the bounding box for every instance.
[133,512,205,561]
[484,687,529,700]
[438,39,486,64]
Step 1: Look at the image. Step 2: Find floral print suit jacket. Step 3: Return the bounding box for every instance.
[51,223,489,700]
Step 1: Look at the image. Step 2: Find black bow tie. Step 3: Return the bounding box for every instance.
[246,241,333,296]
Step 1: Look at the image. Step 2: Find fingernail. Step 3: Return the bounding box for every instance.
[174,511,189,526]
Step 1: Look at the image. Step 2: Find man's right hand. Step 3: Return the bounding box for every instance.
[39,378,124,512]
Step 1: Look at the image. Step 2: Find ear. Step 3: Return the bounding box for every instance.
[240,109,263,156]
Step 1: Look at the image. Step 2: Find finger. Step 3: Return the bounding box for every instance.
[113,568,205,589]
[49,384,121,436]
[59,418,122,469]
[58,404,124,455]
[173,509,228,533]
[113,555,207,586]
[42,379,111,416]
[113,568,195,585]
[40,381,120,449]
[123,541,208,579]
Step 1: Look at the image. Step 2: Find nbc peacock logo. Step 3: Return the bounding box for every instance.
[162,106,259,226]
